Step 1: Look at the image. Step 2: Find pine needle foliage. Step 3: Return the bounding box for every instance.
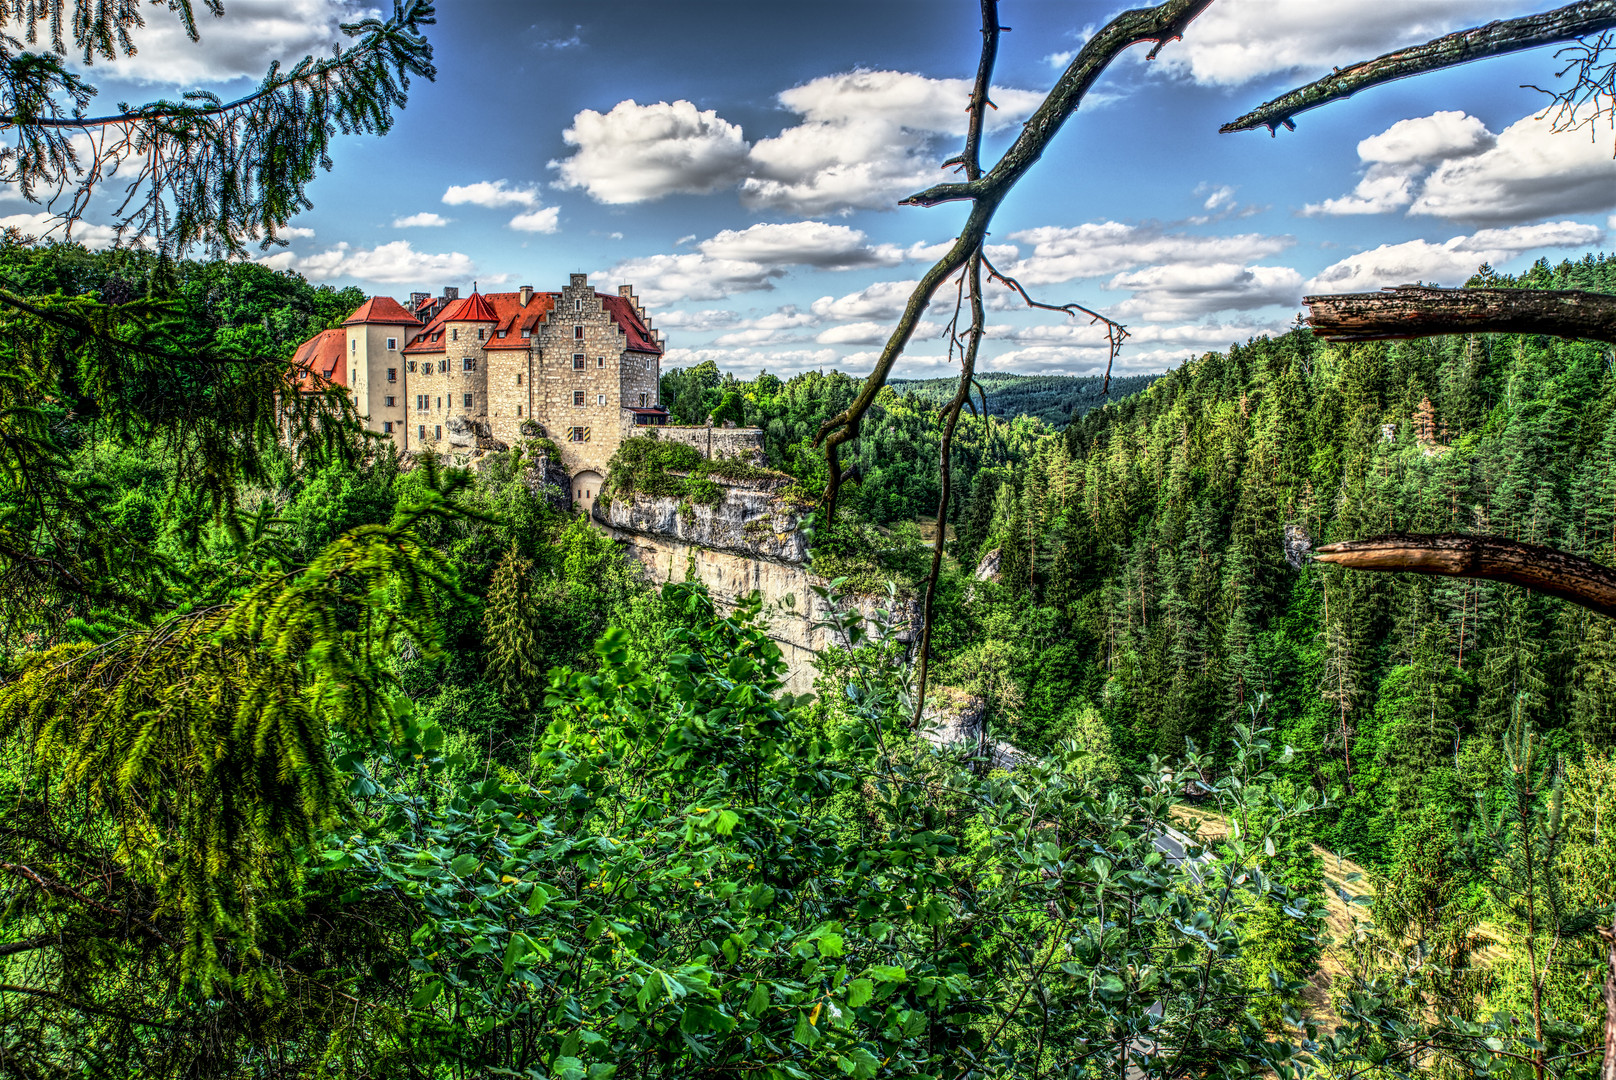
[0,0,437,255]
[0,457,469,983]
[0,271,367,633]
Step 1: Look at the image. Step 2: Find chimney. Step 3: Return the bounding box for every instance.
[519,284,533,307]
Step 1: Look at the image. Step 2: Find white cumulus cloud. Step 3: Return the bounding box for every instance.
[509,207,560,233]
[443,180,542,208]
[1305,111,1497,216]
[394,212,449,228]
[1163,0,1530,86]
[600,253,783,306]
[552,99,752,204]
[0,211,120,248]
[1412,111,1616,224]
[1003,221,1293,285]
[15,0,369,85]
[1305,221,1605,293]
[810,279,923,322]
[698,221,900,269]
[277,240,478,285]
[1106,263,1304,320]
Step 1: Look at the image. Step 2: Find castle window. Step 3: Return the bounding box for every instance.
[497,330,506,338]
[387,337,397,351]
[574,325,583,339]
[597,394,606,405]
[572,354,585,370]
[351,339,357,354]
[435,425,442,440]
[477,329,485,340]
[387,368,397,383]
[451,329,458,342]
[462,357,476,372]
[463,393,472,408]
[639,392,647,407]
[517,405,523,417]
[574,298,582,312]
[418,424,426,440]
[568,426,589,442]
[521,328,532,338]
[436,396,442,409]
[407,360,416,373]
[416,395,426,410]
[384,395,395,407]
[596,357,604,368]
[383,421,393,434]
[439,359,447,373]
[573,390,585,406]
[516,373,522,386]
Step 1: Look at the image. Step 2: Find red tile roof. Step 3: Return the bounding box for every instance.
[602,293,661,354]
[406,290,557,353]
[343,296,421,327]
[438,291,499,323]
[292,328,347,388]
[395,289,660,356]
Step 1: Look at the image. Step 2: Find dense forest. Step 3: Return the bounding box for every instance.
[0,233,1611,1077]
[890,372,1161,428]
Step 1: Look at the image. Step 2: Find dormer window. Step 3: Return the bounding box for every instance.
[497,330,507,338]
[521,328,532,339]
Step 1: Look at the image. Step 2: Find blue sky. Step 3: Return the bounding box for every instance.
[14,0,1616,379]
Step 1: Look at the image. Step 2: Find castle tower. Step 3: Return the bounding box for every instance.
[342,297,420,444]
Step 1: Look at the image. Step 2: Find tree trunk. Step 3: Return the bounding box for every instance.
[1312,533,1616,620]
[1303,286,1616,345]
[1600,915,1616,1080]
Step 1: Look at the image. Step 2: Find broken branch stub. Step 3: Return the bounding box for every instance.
[1303,286,1616,345]
[1313,533,1616,619]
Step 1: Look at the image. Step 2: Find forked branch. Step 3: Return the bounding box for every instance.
[813,0,1211,517]
[1222,0,1616,134]
[1313,533,1616,620]
[983,253,1130,394]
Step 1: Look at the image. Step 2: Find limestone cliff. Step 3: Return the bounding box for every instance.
[595,481,917,693]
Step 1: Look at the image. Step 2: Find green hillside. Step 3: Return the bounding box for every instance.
[890,370,1159,426]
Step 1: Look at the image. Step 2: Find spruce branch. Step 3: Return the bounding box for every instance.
[0,0,436,254]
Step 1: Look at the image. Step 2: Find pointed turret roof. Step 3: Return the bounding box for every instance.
[440,291,498,322]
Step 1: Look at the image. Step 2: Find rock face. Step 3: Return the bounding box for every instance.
[596,481,807,564]
[919,686,1027,771]
[1283,522,1312,570]
[596,483,918,693]
[974,547,1002,583]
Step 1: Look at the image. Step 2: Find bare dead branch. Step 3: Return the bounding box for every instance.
[813,0,1211,517]
[1304,285,1616,344]
[1222,0,1616,135]
[1312,533,1616,620]
[983,253,1130,394]
[1526,30,1616,153]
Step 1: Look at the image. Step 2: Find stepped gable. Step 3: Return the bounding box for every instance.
[291,327,346,387]
[601,293,661,355]
[342,296,421,327]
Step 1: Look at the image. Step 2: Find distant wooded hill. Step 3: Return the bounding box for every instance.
[890,372,1159,426]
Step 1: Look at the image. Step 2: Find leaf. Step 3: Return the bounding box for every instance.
[411,978,442,1008]
[502,934,528,975]
[449,852,480,877]
[715,809,741,835]
[845,978,874,1007]
[869,965,906,983]
[527,882,555,915]
[745,981,771,1017]
[1264,834,1276,858]
[817,932,845,958]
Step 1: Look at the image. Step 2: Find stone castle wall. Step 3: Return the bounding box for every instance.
[652,425,766,463]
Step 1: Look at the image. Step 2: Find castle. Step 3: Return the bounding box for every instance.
[291,273,669,506]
